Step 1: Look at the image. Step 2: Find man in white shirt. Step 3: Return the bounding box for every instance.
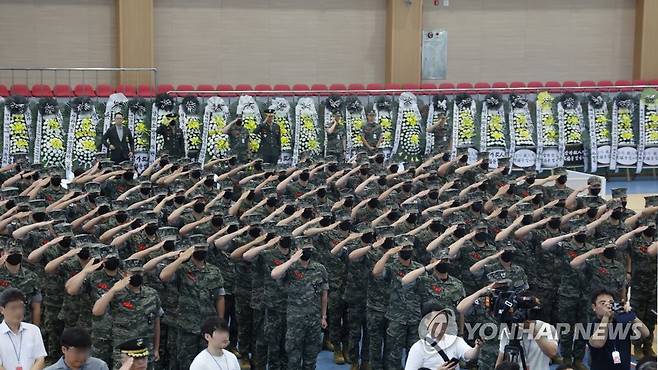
[190,318,240,370]
[405,304,481,370]
[0,288,47,370]
[496,319,558,370]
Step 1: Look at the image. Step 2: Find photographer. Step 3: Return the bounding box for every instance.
[405,303,481,370]
[588,289,649,370]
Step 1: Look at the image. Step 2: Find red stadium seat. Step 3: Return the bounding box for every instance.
[384,83,401,93]
[329,84,347,96]
[311,84,329,96]
[492,82,509,94]
[402,83,420,94]
[253,84,272,97]
[196,84,215,97]
[116,84,137,97]
[632,80,647,92]
[95,84,114,98]
[137,85,155,97]
[545,81,561,93]
[509,82,526,94]
[174,84,195,97]
[420,83,437,95]
[438,83,456,95]
[292,84,310,96]
[0,85,8,97]
[53,84,74,97]
[234,84,253,97]
[74,84,95,97]
[31,84,53,97]
[366,83,385,96]
[216,84,235,97]
[579,81,596,93]
[273,84,291,93]
[347,83,366,95]
[10,84,30,97]
[456,82,474,94]
[526,81,543,93]
[597,80,613,93]
[614,80,633,92]
[562,80,578,92]
[649,80,658,86]
[156,84,175,95]
[474,82,491,94]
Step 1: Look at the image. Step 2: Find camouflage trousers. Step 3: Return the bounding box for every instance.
[285,312,322,370]
[385,320,418,370]
[631,285,657,350]
[235,291,253,357]
[531,285,560,325]
[328,289,348,347]
[225,295,239,352]
[557,294,587,361]
[264,307,287,370]
[366,308,387,370]
[176,329,205,370]
[43,303,64,362]
[153,322,178,370]
[252,308,267,370]
[91,337,113,369]
[347,302,369,363]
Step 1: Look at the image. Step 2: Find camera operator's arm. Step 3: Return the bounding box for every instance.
[589,309,612,348]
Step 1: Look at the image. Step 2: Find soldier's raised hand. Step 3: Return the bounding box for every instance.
[290,248,303,263]
[83,258,104,273]
[65,247,82,258]
[110,275,132,293]
[180,246,196,260]
[385,246,403,256]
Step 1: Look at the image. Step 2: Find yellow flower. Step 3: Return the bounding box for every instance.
[649,132,658,141]
[382,132,392,141]
[15,139,28,149]
[620,114,632,126]
[544,116,555,126]
[405,114,418,127]
[515,114,527,124]
[280,126,288,136]
[248,140,260,152]
[491,131,504,140]
[409,134,420,145]
[49,138,64,150]
[380,118,392,129]
[187,119,201,130]
[281,136,290,145]
[566,115,580,126]
[353,118,363,131]
[568,132,581,142]
[537,92,554,111]
[595,115,608,124]
[517,129,531,139]
[10,122,26,134]
[244,118,257,133]
[81,139,96,151]
[303,120,314,130]
[135,122,148,134]
[46,119,61,130]
[599,128,610,138]
[216,139,229,151]
[213,116,226,128]
[136,138,147,147]
[649,113,658,124]
[621,131,634,140]
[190,136,201,146]
[307,139,319,150]
[546,130,558,140]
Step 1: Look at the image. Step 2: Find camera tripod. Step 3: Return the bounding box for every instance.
[503,324,528,370]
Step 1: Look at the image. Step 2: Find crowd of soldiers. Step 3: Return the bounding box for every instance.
[0,109,655,370]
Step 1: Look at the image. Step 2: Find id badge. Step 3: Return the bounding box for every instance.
[612,350,621,364]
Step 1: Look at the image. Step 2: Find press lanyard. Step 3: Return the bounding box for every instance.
[7,330,23,364]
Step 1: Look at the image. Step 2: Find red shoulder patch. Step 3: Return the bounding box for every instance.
[121,300,134,310]
[96,282,109,290]
[639,246,648,254]
[432,285,443,294]
[137,243,147,251]
[272,258,283,266]
[186,271,197,282]
[0,280,11,287]
[567,250,578,260]
[469,251,482,261]
[598,267,609,275]
[293,271,304,280]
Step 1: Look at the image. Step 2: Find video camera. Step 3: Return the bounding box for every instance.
[483,278,540,324]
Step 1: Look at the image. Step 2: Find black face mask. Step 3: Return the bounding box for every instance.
[204,178,214,187]
[174,195,186,205]
[382,238,394,249]
[451,200,460,207]
[123,172,134,180]
[222,191,233,200]
[361,232,375,244]
[587,207,598,218]
[339,220,351,231]
[131,219,143,229]
[193,202,206,213]
[51,177,62,187]
[104,257,120,271]
[360,168,369,176]
[33,213,46,222]
[471,203,483,213]
[368,199,380,209]
[611,210,623,220]
[227,224,239,233]
[280,237,292,249]
[266,197,277,207]
[428,190,439,200]
[6,254,22,266]
[375,154,385,164]
[328,163,339,172]
[574,233,587,243]
[479,161,489,170]
[317,188,326,198]
[556,175,568,185]
[556,199,566,208]
[191,170,202,180]
[115,212,128,223]
[644,227,656,238]
[474,232,488,242]
[501,250,514,263]
[59,237,72,248]
[407,214,418,224]
[129,274,143,287]
[284,205,295,215]
[499,209,509,219]
[402,183,413,193]
[163,240,175,252]
[442,153,451,162]
[478,182,488,191]
[399,250,413,260]
[521,215,534,225]
[458,155,468,164]
[301,209,314,219]
[343,198,354,208]
[506,185,515,195]
[140,188,150,196]
[193,250,207,261]
[389,165,399,173]
[248,227,261,238]
[387,210,399,221]
[32,172,40,181]
[377,176,387,186]
[211,216,223,227]
[145,224,158,235]
[299,172,310,182]
[435,262,449,273]
[589,188,601,196]
[5,200,15,210]
[160,158,169,166]
[548,218,561,229]
[454,227,467,238]
[526,177,535,185]
[429,221,444,233]
[319,217,332,227]
[532,195,542,205]
[78,248,90,260]
[300,249,312,261]
[603,247,616,259]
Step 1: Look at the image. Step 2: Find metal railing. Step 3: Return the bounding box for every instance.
[0,67,158,88]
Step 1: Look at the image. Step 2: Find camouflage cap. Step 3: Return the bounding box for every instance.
[53,222,74,237]
[581,195,602,208]
[120,161,135,171]
[123,259,144,272]
[524,169,537,177]
[242,214,262,225]
[434,249,450,260]
[530,187,544,196]
[295,236,313,250]
[6,242,22,255]
[47,209,67,223]
[553,167,568,176]
[67,183,82,192]
[88,245,103,260]
[187,234,207,248]
[95,196,110,208]
[439,189,459,202]
[1,187,19,198]
[473,222,488,230]
[587,176,602,185]
[467,191,484,203]
[189,162,202,171]
[611,188,627,199]
[375,225,395,238]
[98,244,119,259]
[395,235,415,248]
[607,199,623,210]
[644,195,658,207]
[47,166,63,177]
[29,162,43,171]
[261,186,277,198]
[74,234,97,247]
[157,226,179,241]
[545,206,564,218]
[28,199,48,212]
[140,180,152,188]
[84,182,102,193]
[94,152,107,161]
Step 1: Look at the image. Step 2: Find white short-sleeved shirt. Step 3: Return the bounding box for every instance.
[0,320,47,370]
[190,349,240,370]
[405,335,474,370]
[498,320,557,370]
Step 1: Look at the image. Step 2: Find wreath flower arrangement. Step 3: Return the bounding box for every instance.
[374,98,394,150]
[345,97,365,159]
[424,95,449,155]
[3,96,31,163]
[67,96,98,169]
[537,92,559,146]
[392,92,423,163]
[150,93,177,159]
[615,95,635,146]
[35,97,65,167]
[587,93,610,145]
[293,97,321,165]
[509,95,534,146]
[179,96,203,157]
[201,97,231,162]
[128,98,150,152]
[453,94,476,147]
[236,95,262,154]
[481,94,507,149]
[641,90,658,145]
[323,95,344,156]
[269,98,293,152]
[559,93,584,145]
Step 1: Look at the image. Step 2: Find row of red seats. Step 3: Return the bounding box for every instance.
[2,80,657,98]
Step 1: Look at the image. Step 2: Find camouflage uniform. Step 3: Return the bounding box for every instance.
[364,247,390,370]
[282,260,329,370]
[147,253,181,370]
[525,228,562,324]
[229,125,251,163]
[420,273,465,314]
[256,247,290,370]
[383,258,424,370]
[39,244,69,360]
[452,240,498,295]
[341,241,370,365]
[86,269,122,367]
[581,255,626,298]
[58,258,93,331]
[250,246,268,370]
[174,261,225,370]
[0,263,40,323]
[627,235,657,353]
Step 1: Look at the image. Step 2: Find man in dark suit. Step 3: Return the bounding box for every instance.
[102,112,134,164]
